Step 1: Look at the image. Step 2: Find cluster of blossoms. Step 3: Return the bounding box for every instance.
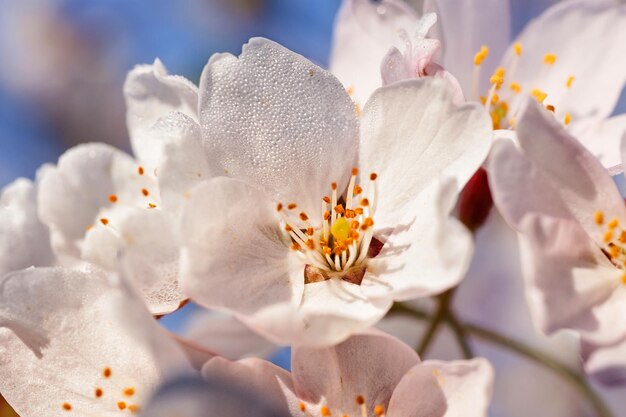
[1,0,625,415]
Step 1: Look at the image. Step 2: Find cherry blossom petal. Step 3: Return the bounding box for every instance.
[498,0,626,127]
[198,37,358,218]
[182,311,276,360]
[152,112,213,214]
[423,0,511,95]
[124,59,199,167]
[363,177,473,300]
[239,280,392,347]
[180,177,303,316]
[418,359,494,417]
[491,99,626,242]
[330,0,419,106]
[575,114,626,170]
[0,266,192,417]
[359,77,491,229]
[291,330,419,416]
[518,215,626,343]
[202,357,294,415]
[385,363,447,417]
[582,333,626,386]
[141,375,290,417]
[0,178,54,275]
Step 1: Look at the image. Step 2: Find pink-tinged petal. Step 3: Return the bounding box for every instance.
[359,77,491,229]
[418,359,494,417]
[239,281,392,347]
[124,59,199,167]
[574,114,626,170]
[488,139,572,229]
[180,177,303,316]
[182,311,276,360]
[582,332,626,386]
[0,266,192,417]
[291,329,419,416]
[423,0,511,95]
[363,177,473,300]
[199,38,358,218]
[330,0,419,106]
[498,0,626,126]
[141,375,292,417]
[201,357,294,415]
[518,215,626,343]
[0,178,54,276]
[491,99,626,242]
[386,363,447,417]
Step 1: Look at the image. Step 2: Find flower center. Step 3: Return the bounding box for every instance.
[473,43,574,129]
[277,168,378,285]
[594,210,626,284]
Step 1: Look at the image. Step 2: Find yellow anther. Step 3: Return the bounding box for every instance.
[531,89,547,103]
[566,76,575,88]
[604,230,613,243]
[491,93,499,104]
[514,42,522,56]
[331,217,350,242]
[509,82,522,93]
[543,53,557,65]
[608,219,619,229]
[128,405,141,414]
[474,45,489,66]
[594,211,605,225]
[480,96,487,105]
[619,231,626,243]
[609,245,620,258]
[564,112,572,126]
[494,67,506,77]
[621,273,626,285]
[489,74,504,88]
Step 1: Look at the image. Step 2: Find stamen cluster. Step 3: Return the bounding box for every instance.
[277,168,378,282]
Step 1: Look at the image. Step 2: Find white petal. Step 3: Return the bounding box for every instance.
[420,359,494,417]
[198,38,358,218]
[575,114,626,169]
[359,77,491,229]
[152,112,213,214]
[498,0,626,126]
[180,177,303,316]
[423,0,511,95]
[0,178,54,275]
[330,0,420,106]
[363,177,473,300]
[239,278,392,347]
[182,311,276,360]
[0,266,192,417]
[124,59,199,167]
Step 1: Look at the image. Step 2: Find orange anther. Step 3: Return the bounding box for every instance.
[117,401,127,410]
[103,367,112,378]
[287,203,297,210]
[321,406,331,416]
[306,227,314,236]
[374,405,385,416]
[323,196,331,204]
[352,167,359,176]
[291,243,301,251]
[370,173,378,181]
[345,209,356,218]
[95,388,103,398]
[299,212,309,221]
[138,166,144,175]
[334,204,345,214]
[360,198,370,207]
[62,403,72,411]
[323,211,331,221]
[331,182,337,190]
[123,387,135,397]
[141,188,149,197]
[353,185,363,195]
[594,211,604,225]
[108,194,118,203]
[299,402,307,412]
[356,395,365,405]
[128,405,141,414]
[100,218,109,226]
[305,239,315,250]
[148,203,157,209]
[276,203,283,211]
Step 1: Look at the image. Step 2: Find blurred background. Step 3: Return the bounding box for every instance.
[2,0,625,416]
[0,0,572,188]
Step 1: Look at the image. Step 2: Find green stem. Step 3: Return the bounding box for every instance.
[416,290,453,356]
[391,302,614,417]
[446,309,474,359]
